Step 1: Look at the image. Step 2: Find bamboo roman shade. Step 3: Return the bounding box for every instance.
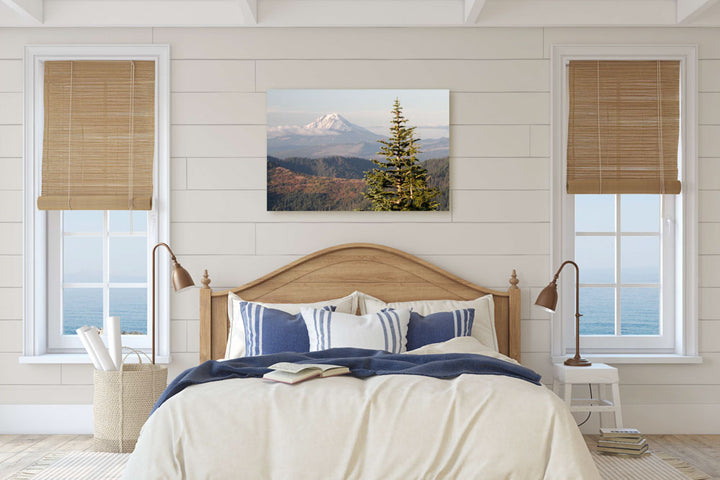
[566,60,681,195]
[38,60,155,210]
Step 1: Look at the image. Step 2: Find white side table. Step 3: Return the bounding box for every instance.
[552,362,623,428]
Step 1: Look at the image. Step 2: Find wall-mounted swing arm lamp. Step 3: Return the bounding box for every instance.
[152,242,195,364]
[535,260,591,367]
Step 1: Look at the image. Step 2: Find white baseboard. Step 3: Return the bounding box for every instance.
[0,404,93,434]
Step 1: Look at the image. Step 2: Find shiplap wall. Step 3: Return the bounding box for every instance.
[0,26,719,433]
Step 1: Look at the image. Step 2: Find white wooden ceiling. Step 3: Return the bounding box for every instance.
[1,0,720,27]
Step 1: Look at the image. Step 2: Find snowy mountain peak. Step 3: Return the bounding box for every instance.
[304,113,354,132]
[268,112,383,145]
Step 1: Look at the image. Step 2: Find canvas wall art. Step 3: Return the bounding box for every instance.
[267,89,449,211]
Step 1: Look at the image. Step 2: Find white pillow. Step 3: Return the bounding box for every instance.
[358,292,498,352]
[405,337,519,365]
[301,308,411,353]
[225,291,358,359]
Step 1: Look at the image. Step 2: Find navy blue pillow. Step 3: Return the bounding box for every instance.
[240,302,335,356]
[406,308,475,350]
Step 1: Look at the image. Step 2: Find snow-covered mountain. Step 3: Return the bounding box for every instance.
[268,113,380,141]
[303,113,355,132]
[268,112,449,160]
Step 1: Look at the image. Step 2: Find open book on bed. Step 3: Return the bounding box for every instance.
[263,362,350,385]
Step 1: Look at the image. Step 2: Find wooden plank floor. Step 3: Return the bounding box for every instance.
[0,435,94,480]
[585,435,720,479]
[0,434,718,479]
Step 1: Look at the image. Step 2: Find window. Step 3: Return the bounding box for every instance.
[573,194,674,351]
[551,45,698,360]
[22,45,170,362]
[47,211,150,351]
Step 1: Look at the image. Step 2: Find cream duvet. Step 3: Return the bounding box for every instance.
[124,338,599,479]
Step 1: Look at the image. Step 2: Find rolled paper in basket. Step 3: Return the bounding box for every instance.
[80,326,116,371]
[76,326,102,370]
[107,316,122,370]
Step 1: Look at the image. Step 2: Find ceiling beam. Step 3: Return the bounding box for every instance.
[1,0,42,23]
[464,0,487,24]
[1,0,717,27]
[237,0,257,24]
[677,0,720,23]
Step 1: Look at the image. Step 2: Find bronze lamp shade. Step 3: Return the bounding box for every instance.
[171,259,195,292]
[534,281,559,313]
[536,260,591,367]
[152,243,195,364]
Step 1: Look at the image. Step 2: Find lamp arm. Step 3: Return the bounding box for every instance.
[553,259,590,365]
[552,260,581,320]
[151,242,176,365]
[552,259,578,281]
[153,242,177,263]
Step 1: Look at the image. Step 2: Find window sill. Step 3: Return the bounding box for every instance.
[551,354,702,365]
[18,354,172,365]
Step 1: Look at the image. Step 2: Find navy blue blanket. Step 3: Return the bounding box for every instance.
[153,348,541,414]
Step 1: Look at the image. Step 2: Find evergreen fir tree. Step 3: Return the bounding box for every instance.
[363,99,440,211]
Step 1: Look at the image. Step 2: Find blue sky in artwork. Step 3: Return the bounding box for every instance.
[267,89,449,138]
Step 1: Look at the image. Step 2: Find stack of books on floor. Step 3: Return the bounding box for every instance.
[597,428,648,456]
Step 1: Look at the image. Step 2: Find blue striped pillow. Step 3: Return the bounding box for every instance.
[301,308,411,353]
[406,308,475,350]
[240,302,335,357]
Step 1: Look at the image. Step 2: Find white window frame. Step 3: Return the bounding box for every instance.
[550,44,699,363]
[21,45,171,364]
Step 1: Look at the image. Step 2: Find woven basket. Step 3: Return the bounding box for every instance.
[93,350,167,453]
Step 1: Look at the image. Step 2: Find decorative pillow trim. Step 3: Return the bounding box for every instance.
[378,309,403,353]
[452,308,474,337]
[241,302,263,357]
[308,307,333,350]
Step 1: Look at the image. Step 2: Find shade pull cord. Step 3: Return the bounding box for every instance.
[657,61,665,195]
[66,62,74,210]
[568,63,574,192]
[128,61,136,211]
[596,61,602,194]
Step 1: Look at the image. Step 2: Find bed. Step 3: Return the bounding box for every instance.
[124,243,600,479]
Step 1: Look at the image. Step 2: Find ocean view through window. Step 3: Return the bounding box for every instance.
[62,210,149,336]
[575,195,662,337]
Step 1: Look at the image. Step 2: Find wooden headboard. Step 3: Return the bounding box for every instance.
[199,243,521,363]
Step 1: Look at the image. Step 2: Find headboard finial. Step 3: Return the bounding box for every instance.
[201,269,211,289]
[509,269,519,289]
